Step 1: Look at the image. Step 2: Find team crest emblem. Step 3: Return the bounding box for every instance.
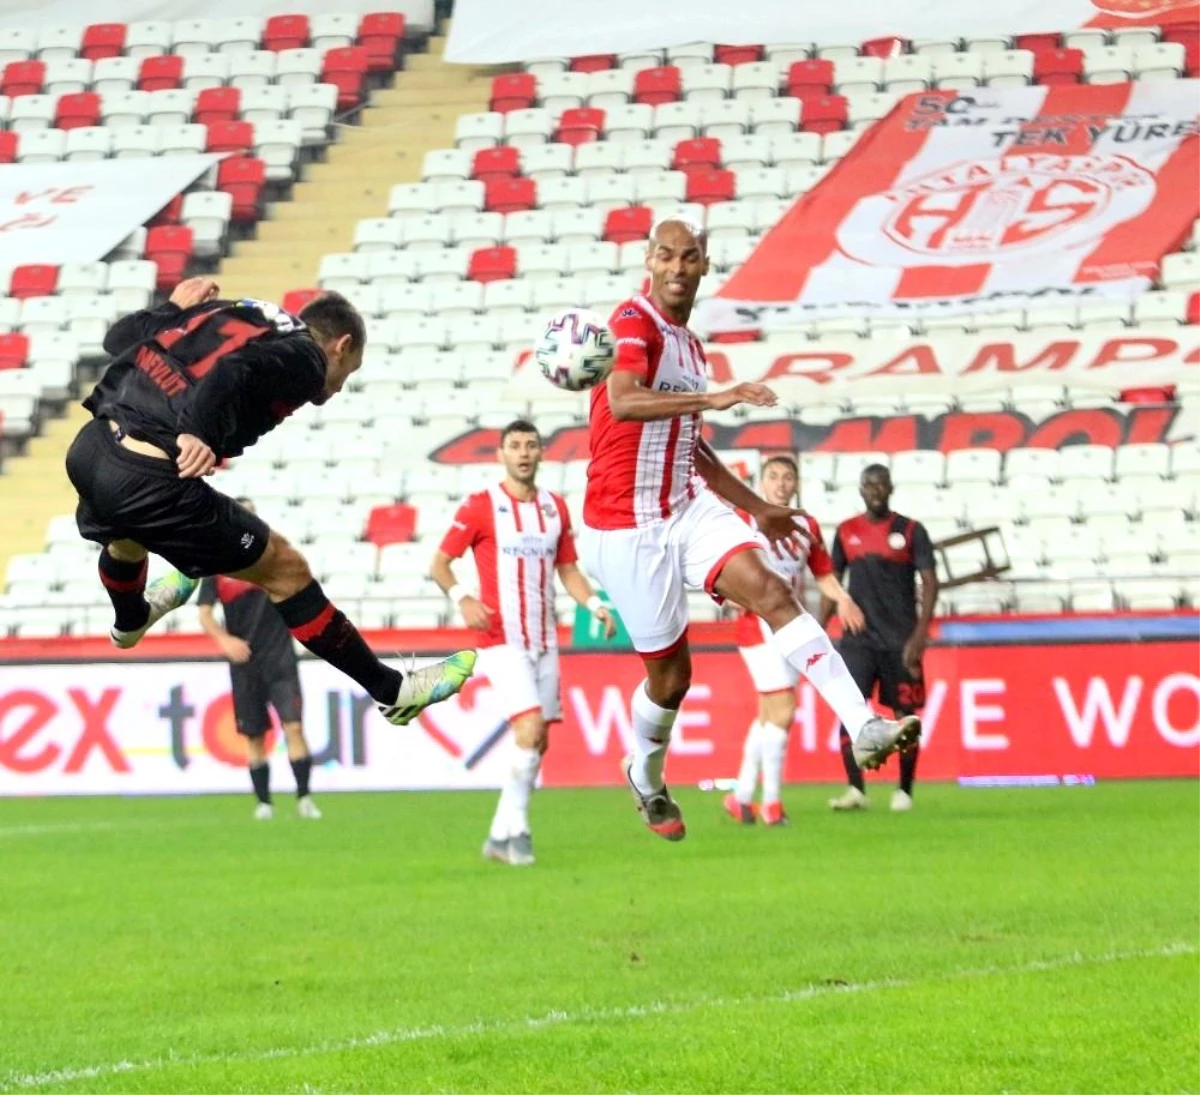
[838,153,1157,269]
[888,532,907,550]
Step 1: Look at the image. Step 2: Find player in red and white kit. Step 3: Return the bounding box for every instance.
[432,418,615,867]
[579,216,920,841]
[722,455,865,827]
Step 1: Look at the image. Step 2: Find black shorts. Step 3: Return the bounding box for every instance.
[838,640,926,714]
[230,659,303,737]
[65,418,269,580]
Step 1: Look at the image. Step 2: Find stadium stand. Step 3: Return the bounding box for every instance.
[0,7,1197,639]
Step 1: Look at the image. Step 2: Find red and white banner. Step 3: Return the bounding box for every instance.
[1,642,1195,794]
[704,82,1200,330]
[509,326,1198,404]
[446,0,1199,64]
[0,157,219,279]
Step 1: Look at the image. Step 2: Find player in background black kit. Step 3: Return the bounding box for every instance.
[65,277,475,725]
[198,498,320,821]
[821,464,939,812]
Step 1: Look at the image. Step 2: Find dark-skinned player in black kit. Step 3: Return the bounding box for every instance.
[821,464,939,812]
[65,277,475,725]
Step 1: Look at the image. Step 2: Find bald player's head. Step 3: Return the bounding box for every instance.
[645,215,709,321]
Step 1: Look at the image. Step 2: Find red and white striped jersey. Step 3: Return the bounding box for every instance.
[439,483,577,652]
[584,295,708,530]
[734,512,834,647]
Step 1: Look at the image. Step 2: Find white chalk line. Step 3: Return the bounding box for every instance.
[0,817,231,839]
[1,941,1195,1091]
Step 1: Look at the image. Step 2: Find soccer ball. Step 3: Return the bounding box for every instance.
[535,308,616,392]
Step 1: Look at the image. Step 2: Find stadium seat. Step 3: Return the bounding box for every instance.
[730,61,781,100]
[0,333,29,369]
[490,73,537,113]
[715,43,765,66]
[538,71,588,113]
[604,205,653,243]
[49,91,97,130]
[275,47,322,87]
[471,144,520,182]
[310,12,357,51]
[358,12,406,73]
[182,191,232,258]
[933,52,984,88]
[586,68,633,107]
[571,54,617,73]
[1084,44,1135,83]
[183,54,231,91]
[484,176,536,213]
[8,94,56,131]
[81,23,127,61]
[43,58,92,96]
[145,226,194,292]
[2,60,44,97]
[685,168,735,205]
[786,58,834,96]
[672,136,722,172]
[263,14,310,51]
[748,98,800,137]
[503,107,553,146]
[633,65,682,105]
[833,56,884,93]
[138,54,183,92]
[321,46,368,109]
[91,56,138,94]
[229,51,279,88]
[253,119,302,180]
[466,245,517,283]
[985,49,1035,85]
[206,119,254,155]
[147,192,184,226]
[555,106,604,145]
[1033,46,1084,84]
[682,62,733,102]
[194,85,240,125]
[602,102,654,140]
[521,143,573,179]
[365,502,417,546]
[798,93,847,133]
[9,265,58,299]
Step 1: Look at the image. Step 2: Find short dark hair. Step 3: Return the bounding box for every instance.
[861,462,891,482]
[762,454,798,477]
[500,418,540,444]
[299,291,366,352]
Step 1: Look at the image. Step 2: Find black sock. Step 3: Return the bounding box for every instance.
[98,549,150,632]
[899,741,919,796]
[275,580,401,704]
[249,761,271,805]
[290,755,312,798]
[838,728,865,793]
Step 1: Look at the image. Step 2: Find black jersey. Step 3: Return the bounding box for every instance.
[197,575,296,669]
[83,298,326,460]
[831,511,935,650]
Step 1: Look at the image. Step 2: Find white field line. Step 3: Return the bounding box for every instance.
[1,942,1195,1091]
[0,822,123,838]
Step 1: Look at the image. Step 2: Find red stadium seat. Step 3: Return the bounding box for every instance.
[569,54,617,73]
[138,54,183,92]
[554,106,604,146]
[357,12,406,73]
[861,37,908,58]
[0,334,29,370]
[263,13,310,50]
[1033,47,1083,85]
[147,194,184,228]
[323,71,365,110]
[321,46,368,109]
[800,94,848,133]
[489,73,536,113]
[1185,40,1200,77]
[633,65,682,105]
[81,23,127,61]
[603,205,653,244]
[1189,291,1200,326]
[205,120,254,155]
[1,60,45,98]
[685,168,735,205]
[467,245,517,282]
[709,329,761,344]
[1015,32,1061,51]
[146,226,194,292]
[672,137,722,172]
[365,502,417,546]
[785,59,834,97]
[54,92,100,130]
[9,265,59,299]
[0,131,16,164]
[281,288,321,314]
[484,177,536,213]
[194,86,241,126]
[471,145,520,182]
[1120,385,1176,404]
[715,44,764,65]
[218,156,267,222]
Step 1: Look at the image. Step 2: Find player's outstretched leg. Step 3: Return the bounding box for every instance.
[234,532,476,722]
[101,543,198,649]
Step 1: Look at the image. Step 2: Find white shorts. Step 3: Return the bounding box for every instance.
[740,641,799,695]
[579,489,759,656]
[475,644,562,723]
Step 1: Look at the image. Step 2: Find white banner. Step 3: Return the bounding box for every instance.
[0,658,516,796]
[446,0,1199,63]
[0,157,220,278]
[509,326,1198,405]
[0,1,424,30]
[702,82,1200,329]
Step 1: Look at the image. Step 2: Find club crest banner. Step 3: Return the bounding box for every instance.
[701,81,1200,329]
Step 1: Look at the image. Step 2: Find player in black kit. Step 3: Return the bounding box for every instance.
[821,464,939,812]
[65,277,475,725]
[198,499,320,821]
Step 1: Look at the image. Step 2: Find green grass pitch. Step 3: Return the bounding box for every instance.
[1,780,1196,1094]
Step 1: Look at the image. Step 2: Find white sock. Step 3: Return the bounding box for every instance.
[734,719,762,803]
[629,680,679,796]
[770,614,875,739]
[759,721,789,804]
[489,743,540,839]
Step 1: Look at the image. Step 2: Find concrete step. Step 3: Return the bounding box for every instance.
[249,218,362,246]
[267,199,385,222]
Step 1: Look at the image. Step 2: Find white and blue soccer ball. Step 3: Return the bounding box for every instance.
[535,308,616,392]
